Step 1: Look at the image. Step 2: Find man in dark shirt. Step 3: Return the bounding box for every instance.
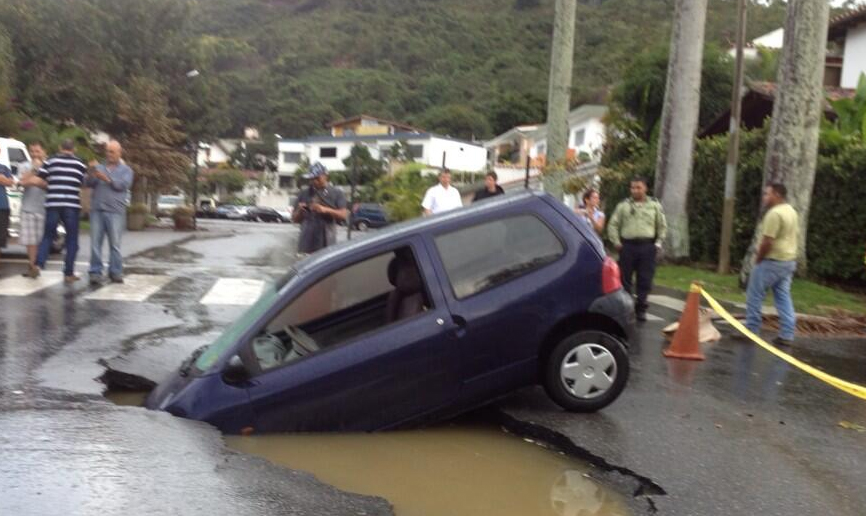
[292,162,348,254]
[35,139,87,283]
[0,163,15,265]
[472,171,505,203]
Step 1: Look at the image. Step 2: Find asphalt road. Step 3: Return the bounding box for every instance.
[0,220,392,516]
[2,219,864,515]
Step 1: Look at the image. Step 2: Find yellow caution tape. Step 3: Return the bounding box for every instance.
[699,287,866,401]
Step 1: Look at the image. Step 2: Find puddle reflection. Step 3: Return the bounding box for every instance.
[226,424,630,516]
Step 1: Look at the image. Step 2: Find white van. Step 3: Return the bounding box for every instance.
[1,137,65,252]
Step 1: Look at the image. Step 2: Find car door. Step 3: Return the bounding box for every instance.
[425,206,574,399]
[243,238,463,432]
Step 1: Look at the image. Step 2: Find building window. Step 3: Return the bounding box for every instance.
[572,129,586,147]
[283,152,301,164]
[408,144,424,159]
[320,147,337,158]
[536,144,546,156]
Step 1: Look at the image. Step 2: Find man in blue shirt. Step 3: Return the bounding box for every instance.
[0,163,16,265]
[84,140,134,285]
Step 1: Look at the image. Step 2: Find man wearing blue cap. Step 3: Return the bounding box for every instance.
[292,162,348,254]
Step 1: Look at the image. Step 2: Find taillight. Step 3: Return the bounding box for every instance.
[602,256,622,294]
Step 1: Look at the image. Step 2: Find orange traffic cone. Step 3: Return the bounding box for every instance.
[663,282,706,360]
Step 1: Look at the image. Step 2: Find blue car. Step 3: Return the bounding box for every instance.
[350,203,389,231]
[146,191,635,434]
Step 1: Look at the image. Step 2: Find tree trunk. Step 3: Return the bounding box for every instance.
[653,0,709,260]
[544,0,577,196]
[739,0,829,285]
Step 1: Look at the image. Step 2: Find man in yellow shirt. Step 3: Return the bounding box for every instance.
[745,183,799,346]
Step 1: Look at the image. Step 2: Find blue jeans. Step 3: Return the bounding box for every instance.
[36,207,80,277]
[746,259,797,341]
[89,210,125,278]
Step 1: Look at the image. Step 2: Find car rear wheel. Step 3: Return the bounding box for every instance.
[543,330,629,412]
[356,220,369,231]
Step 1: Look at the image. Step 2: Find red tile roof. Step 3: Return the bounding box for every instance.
[829,5,866,39]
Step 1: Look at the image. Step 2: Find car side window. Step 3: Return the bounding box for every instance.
[434,215,565,299]
[250,246,432,372]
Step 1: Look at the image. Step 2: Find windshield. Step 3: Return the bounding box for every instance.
[159,196,183,205]
[194,270,296,372]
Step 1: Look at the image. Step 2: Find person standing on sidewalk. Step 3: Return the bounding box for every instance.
[472,171,505,203]
[35,139,87,283]
[18,141,49,278]
[745,183,799,346]
[85,140,134,285]
[292,162,348,255]
[607,177,667,321]
[422,169,463,216]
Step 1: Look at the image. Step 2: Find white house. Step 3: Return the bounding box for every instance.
[728,28,784,60]
[829,6,866,89]
[277,133,487,185]
[197,139,241,168]
[526,105,608,163]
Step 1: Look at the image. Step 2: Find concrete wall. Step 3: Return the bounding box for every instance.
[842,24,866,89]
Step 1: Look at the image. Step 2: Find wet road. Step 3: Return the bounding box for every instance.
[498,298,866,515]
[3,220,865,515]
[0,221,392,516]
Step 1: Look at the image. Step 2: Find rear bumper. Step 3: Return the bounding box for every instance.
[589,288,636,344]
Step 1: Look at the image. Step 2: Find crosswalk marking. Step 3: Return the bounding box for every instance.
[645,313,664,322]
[0,271,64,296]
[200,278,265,306]
[83,274,173,302]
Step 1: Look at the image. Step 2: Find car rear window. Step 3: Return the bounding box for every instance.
[434,214,565,299]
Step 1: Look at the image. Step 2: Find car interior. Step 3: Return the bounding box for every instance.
[250,246,431,372]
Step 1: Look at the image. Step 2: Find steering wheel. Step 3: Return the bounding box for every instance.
[283,324,320,355]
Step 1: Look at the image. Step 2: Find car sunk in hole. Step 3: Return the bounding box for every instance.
[146,191,635,434]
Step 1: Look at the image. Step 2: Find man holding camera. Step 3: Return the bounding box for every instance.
[292,162,348,255]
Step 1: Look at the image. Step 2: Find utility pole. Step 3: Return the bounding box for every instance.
[347,153,357,241]
[189,141,200,230]
[718,0,747,274]
[545,0,577,165]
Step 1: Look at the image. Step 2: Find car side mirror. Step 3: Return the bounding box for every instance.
[222,355,250,385]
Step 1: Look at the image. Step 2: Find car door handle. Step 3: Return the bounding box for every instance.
[452,315,467,328]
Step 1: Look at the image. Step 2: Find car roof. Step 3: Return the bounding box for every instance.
[296,190,553,273]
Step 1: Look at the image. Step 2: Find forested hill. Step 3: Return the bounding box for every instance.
[1,0,794,141]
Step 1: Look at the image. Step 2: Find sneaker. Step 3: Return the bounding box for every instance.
[109,276,124,284]
[64,275,80,284]
[635,311,647,322]
[89,275,104,286]
[21,266,40,279]
[771,336,793,347]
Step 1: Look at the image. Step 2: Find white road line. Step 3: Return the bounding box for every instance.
[2,259,91,266]
[201,278,265,306]
[645,313,665,322]
[83,274,173,302]
[648,294,686,312]
[0,271,64,296]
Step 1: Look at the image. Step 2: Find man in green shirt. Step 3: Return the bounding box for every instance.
[745,183,799,346]
[607,177,667,321]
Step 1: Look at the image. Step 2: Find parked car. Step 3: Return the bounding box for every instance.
[214,204,237,219]
[247,206,283,223]
[275,207,293,223]
[197,198,218,218]
[147,191,634,434]
[350,203,389,231]
[0,137,29,175]
[156,195,186,218]
[226,205,252,221]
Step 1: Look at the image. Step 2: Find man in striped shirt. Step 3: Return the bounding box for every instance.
[35,139,86,283]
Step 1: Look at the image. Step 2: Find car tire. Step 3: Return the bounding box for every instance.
[357,220,369,231]
[543,330,629,412]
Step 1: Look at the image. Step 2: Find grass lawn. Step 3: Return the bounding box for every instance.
[79,220,90,232]
[655,265,866,317]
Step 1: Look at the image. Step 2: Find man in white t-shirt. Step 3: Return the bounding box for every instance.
[422,169,463,216]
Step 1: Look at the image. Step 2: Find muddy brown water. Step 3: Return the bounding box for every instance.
[106,392,630,516]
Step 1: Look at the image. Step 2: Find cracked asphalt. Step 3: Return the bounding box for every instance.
[0,220,392,516]
[2,218,864,515]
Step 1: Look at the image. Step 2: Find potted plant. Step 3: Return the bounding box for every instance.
[127,202,149,231]
[172,205,195,231]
